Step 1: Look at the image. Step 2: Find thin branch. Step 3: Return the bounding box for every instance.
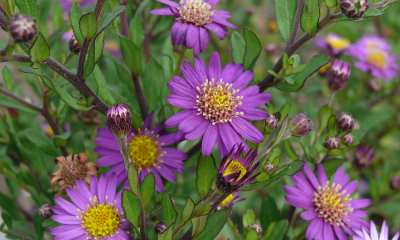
[76,39,90,79]
[0,11,8,30]
[94,0,107,18]
[132,73,149,119]
[287,0,306,47]
[1,54,31,63]
[0,89,42,112]
[119,0,130,38]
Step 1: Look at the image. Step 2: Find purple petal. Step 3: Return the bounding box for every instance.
[156,0,181,8]
[303,164,319,190]
[171,22,189,46]
[230,117,263,143]
[333,225,349,240]
[195,57,209,82]
[300,210,317,220]
[199,27,210,53]
[241,93,272,107]
[167,94,196,109]
[165,110,197,128]
[306,217,323,240]
[231,70,253,89]
[240,108,268,121]
[205,0,220,7]
[211,15,237,29]
[168,78,198,98]
[97,153,123,166]
[150,6,174,15]
[66,187,87,211]
[51,215,82,225]
[341,180,358,196]
[185,120,209,140]
[208,52,222,81]
[348,198,372,209]
[214,10,232,18]
[181,61,202,87]
[204,23,228,40]
[186,24,199,49]
[156,165,177,182]
[202,124,218,156]
[317,163,328,186]
[54,197,80,216]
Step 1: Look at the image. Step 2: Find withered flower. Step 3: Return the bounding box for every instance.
[78,109,102,125]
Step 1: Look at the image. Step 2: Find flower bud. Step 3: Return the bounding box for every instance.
[390,176,400,190]
[10,14,37,43]
[265,43,276,56]
[353,145,376,171]
[264,163,277,175]
[69,35,81,55]
[340,0,369,19]
[324,136,340,149]
[336,112,355,132]
[367,79,381,92]
[289,113,313,137]
[106,104,132,138]
[248,223,262,235]
[154,220,167,234]
[342,134,354,146]
[327,59,351,92]
[265,115,278,131]
[39,204,54,219]
[247,6,255,15]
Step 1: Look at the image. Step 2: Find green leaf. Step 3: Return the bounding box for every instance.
[326,0,337,7]
[195,154,217,199]
[261,194,280,232]
[162,192,177,225]
[274,55,330,92]
[80,13,97,40]
[92,65,115,105]
[279,102,291,123]
[1,213,12,230]
[0,192,22,220]
[15,0,40,27]
[54,131,70,147]
[181,198,195,224]
[157,227,173,240]
[130,11,145,48]
[127,165,139,195]
[322,158,344,177]
[119,36,146,74]
[317,105,332,133]
[24,128,61,156]
[34,211,44,240]
[71,131,85,153]
[94,31,105,63]
[283,139,299,160]
[139,173,155,210]
[231,31,246,64]
[192,209,231,240]
[327,115,337,136]
[300,0,320,36]
[267,220,288,240]
[30,33,50,64]
[70,3,84,46]
[2,66,13,91]
[242,160,305,190]
[121,189,141,230]
[191,215,208,237]
[142,57,164,111]
[243,28,262,71]
[262,222,276,240]
[247,229,258,240]
[99,6,126,33]
[274,0,298,42]
[243,209,256,229]
[83,41,96,78]
[0,96,38,114]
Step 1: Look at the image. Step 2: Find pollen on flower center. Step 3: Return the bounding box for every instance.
[79,196,123,239]
[313,181,353,226]
[177,0,214,26]
[219,194,234,208]
[223,161,247,180]
[196,79,243,125]
[326,37,350,50]
[367,50,388,69]
[128,130,165,172]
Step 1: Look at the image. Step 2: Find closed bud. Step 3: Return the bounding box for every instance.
[327,59,351,92]
[247,6,255,15]
[290,113,313,137]
[248,223,263,235]
[367,79,381,92]
[264,163,277,175]
[336,112,355,132]
[390,176,400,190]
[155,220,167,234]
[10,14,37,43]
[69,35,81,55]
[265,43,276,56]
[325,136,340,149]
[340,0,369,18]
[265,115,278,131]
[39,204,54,219]
[106,104,132,138]
[342,134,354,146]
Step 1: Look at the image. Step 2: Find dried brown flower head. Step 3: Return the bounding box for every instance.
[50,153,98,196]
[78,109,102,125]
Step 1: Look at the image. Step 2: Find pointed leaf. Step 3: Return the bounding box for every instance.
[274,0,298,42]
[122,190,141,230]
[243,28,262,71]
[140,173,155,210]
[80,13,97,40]
[162,192,177,225]
[24,129,61,156]
[192,209,231,240]
[300,0,320,36]
[70,3,84,46]
[181,198,195,224]
[2,66,13,91]
[231,31,246,64]
[127,165,139,195]
[30,33,50,64]
[261,194,280,232]
[195,154,217,199]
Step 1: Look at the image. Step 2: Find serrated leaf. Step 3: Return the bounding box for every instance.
[192,209,231,240]
[70,3,84,46]
[274,0,298,42]
[195,154,217,199]
[231,31,246,64]
[30,33,50,64]
[181,198,195,224]
[142,57,164,110]
[92,65,115,105]
[121,190,141,230]
[127,165,139,195]
[300,0,320,36]
[80,13,97,40]
[24,128,61,156]
[15,0,40,27]
[162,192,177,225]
[2,66,13,91]
[243,28,262,71]
[139,173,155,210]
[261,194,280,232]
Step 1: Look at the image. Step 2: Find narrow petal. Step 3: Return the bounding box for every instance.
[165,110,197,128]
[186,24,199,48]
[240,108,268,121]
[208,52,222,81]
[195,57,209,82]
[317,163,328,186]
[300,210,317,220]
[150,6,174,15]
[156,0,181,8]
[185,120,209,140]
[204,23,228,40]
[167,94,196,109]
[231,70,254,89]
[202,124,218,156]
[199,27,210,52]
[241,93,272,107]
[230,117,263,143]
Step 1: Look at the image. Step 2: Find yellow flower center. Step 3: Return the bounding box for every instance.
[367,50,388,69]
[79,197,123,239]
[178,0,214,26]
[196,79,243,125]
[223,161,247,181]
[128,130,164,172]
[326,37,350,51]
[313,182,353,226]
[45,125,54,136]
[105,41,119,52]
[318,62,331,74]
[219,194,234,208]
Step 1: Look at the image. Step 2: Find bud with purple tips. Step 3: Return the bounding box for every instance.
[248,223,262,235]
[336,112,355,132]
[327,59,351,92]
[39,204,54,219]
[69,35,81,55]
[106,104,132,138]
[353,144,376,170]
[265,115,278,131]
[340,0,369,18]
[10,14,37,43]
[325,136,340,149]
[342,134,354,146]
[154,220,167,234]
[289,113,313,137]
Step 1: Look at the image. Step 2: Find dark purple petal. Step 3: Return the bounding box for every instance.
[156,165,177,182]
[236,85,259,97]
[218,123,249,154]
[231,70,253,89]
[172,22,189,46]
[323,222,335,240]
[168,79,198,98]
[195,57,209,82]
[153,170,165,192]
[94,137,120,151]
[300,210,317,220]
[142,111,154,130]
[157,132,177,146]
[211,15,237,29]
[181,61,202,87]
[179,114,206,133]
[240,108,268,121]
[66,187,87,210]
[202,124,218,156]
[285,195,315,209]
[185,120,209,140]
[90,175,99,197]
[97,154,123,166]
[216,134,229,157]
[241,93,272,107]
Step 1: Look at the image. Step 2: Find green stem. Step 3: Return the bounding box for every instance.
[119,136,131,173]
[227,218,241,240]
[174,46,187,76]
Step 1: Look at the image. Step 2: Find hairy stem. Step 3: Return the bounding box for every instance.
[0,54,31,62]
[287,0,305,47]
[77,39,90,79]
[94,0,107,18]
[119,0,130,38]
[119,136,131,172]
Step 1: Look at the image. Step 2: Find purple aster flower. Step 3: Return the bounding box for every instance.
[94,112,187,192]
[353,220,399,240]
[217,191,246,210]
[216,144,260,194]
[284,164,372,240]
[150,0,237,56]
[314,33,351,55]
[50,173,133,240]
[164,52,271,157]
[104,41,123,59]
[61,29,74,42]
[60,0,95,14]
[346,35,398,82]
[353,144,376,171]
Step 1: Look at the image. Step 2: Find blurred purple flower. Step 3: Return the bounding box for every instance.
[353,144,376,170]
[94,112,187,192]
[346,35,398,82]
[217,191,246,209]
[104,40,123,58]
[353,220,399,240]
[150,0,237,56]
[60,0,95,14]
[61,29,74,42]
[42,123,54,137]
[164,52,271,157]
[314,33,350,55]
[284,164,371,240]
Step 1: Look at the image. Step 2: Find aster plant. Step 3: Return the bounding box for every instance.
[0,0,399,238]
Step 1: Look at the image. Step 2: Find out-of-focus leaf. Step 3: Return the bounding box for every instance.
[283,139,299,160]
[334,7,388,22]
[140,173,155,210]
[317,105,332,133]
[246,229,258,240]
[162,192,177,225]
[243,28,262,71]
[191,215,208,237]
[34,211,44,240]
[92,65,115,105]
[279,103,291,123]
[121,190,140,230]
[262,221,276,240]
[231,31,246,64]
[192,209,231,240]
[157,227,173,240]
[15,0,40,27]
[266,220,288,240]
[0,97,38,114]
[99,6,126,33]
[130,11,145,48]
[94,31,105,63]
[70,3,84,46]
[195,154,217,199]
[142,57,164,110]
[274,0,298,42]
[300,0,320,35]
[181,198,195,224]
[327,115,337,136]
[54,131,70,147]
[275,55,330,92]
[261,194,280,232]
[0,192,22,220]
[30,33,50,64]
[243,209,256,229]
[246,120,266,150]
[119,36,146,74]
[71,131,84,153]
[1,213,12,230]
[24,128,61,156]
[80,13,97,40]
[2,66,13,91]
[127,165,139,195]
